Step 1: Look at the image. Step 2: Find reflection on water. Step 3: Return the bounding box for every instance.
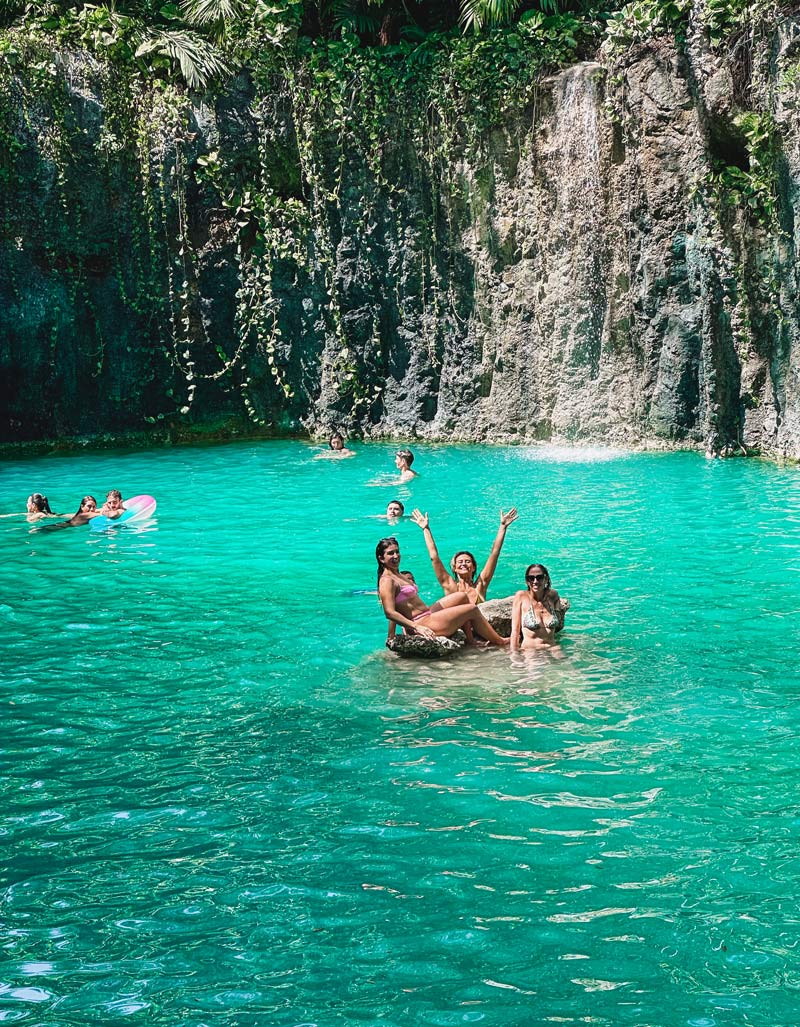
[1,441,800,1026]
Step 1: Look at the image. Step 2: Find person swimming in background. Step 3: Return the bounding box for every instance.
[386,500,405,521]
[510,563,569,651]
[66,495,100,526]
[99,490,126,519]
[26,494,56,522]
[315,431,356,459]
[375,537,509,646]
[410,507,519,604]
[394,449,417,482]
[366,448,418,487]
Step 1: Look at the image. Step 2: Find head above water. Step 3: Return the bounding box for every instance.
[386,500,405,518]
[27,493,52,514]
[525,563,551,593]
[75,495,97,516]
[395,449,414,468]
[450,550,478,581]
[329,432,345,451]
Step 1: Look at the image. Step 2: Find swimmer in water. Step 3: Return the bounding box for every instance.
[99,489,126,519]
[26,494,57,522]
[376,537,509,646]
[367,448,418,487]
[386,500,405,521]
[66,495,100,526]
[315,431,356,459]
[411,507,518,604]
[394,449,417,483]
[510,563,569,651]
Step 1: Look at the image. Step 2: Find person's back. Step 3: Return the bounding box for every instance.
[26,493,54,521]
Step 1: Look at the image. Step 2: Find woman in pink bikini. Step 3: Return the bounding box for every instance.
[375,537,509,645]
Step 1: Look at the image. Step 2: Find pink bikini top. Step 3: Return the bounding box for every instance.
[395,581,419,604]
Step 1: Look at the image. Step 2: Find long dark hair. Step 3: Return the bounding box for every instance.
[28,493,52,514]
[375,537,399,589]
[525,563,551,596]
[74,495,97,517]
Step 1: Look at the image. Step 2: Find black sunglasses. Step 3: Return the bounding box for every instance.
[526,573,545,582]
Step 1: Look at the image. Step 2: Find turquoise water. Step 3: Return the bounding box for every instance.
[2,440,800,1027]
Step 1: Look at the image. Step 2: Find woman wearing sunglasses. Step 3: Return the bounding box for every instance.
[510,563,569,650]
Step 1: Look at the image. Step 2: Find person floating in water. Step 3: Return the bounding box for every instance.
[315,431,356,459]
[375,537,509,646]
[26,494,57,522]
[386,500,405,521]
[99,490,126,519]
[411,507,518,604]
[510,563,569,651]
[66,495,100,526]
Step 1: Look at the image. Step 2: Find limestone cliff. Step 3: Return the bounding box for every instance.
[1,16,799,458]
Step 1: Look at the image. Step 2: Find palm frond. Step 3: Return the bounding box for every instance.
[136,27,231,87]
[332,0,379,34]
[180,0,246,27]
[460,0,523,31]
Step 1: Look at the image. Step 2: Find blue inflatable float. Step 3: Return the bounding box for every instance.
[91,495,157,531]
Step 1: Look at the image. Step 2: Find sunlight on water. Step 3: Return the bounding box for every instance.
[520,444,634,463]
[1,440,800,1027]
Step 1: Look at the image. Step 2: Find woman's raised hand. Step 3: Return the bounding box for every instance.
[411,509,429,530]
[500,507,519,528]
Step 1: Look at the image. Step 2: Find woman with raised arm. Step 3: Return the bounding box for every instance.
[375,537,509,646]
[410,508,518,604]
[510,563,569,651]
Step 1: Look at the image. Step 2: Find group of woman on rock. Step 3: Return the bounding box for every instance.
[375,509,567,652]
[319,429,569,652]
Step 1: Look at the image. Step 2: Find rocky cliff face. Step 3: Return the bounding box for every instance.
[1,21,799,457]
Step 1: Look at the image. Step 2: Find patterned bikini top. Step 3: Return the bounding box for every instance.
[522,596,570,632]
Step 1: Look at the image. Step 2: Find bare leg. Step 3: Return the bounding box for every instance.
[418,596,509,646]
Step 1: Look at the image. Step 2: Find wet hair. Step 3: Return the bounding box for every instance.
[387,500,405,515]
[105,489,122,502]
[28,493,52,514]
[74,495,97,517]
[329,432,345,449]
[396,449,414,467]
[375,536,399,588]
[450,550,477,581]
[525,563,552,594]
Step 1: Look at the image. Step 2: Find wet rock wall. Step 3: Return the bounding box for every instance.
[1,25,800,458]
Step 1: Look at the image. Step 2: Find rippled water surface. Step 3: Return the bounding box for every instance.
[2,440,800,1027]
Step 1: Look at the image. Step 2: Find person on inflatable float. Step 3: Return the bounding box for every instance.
[99,490,126,519]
